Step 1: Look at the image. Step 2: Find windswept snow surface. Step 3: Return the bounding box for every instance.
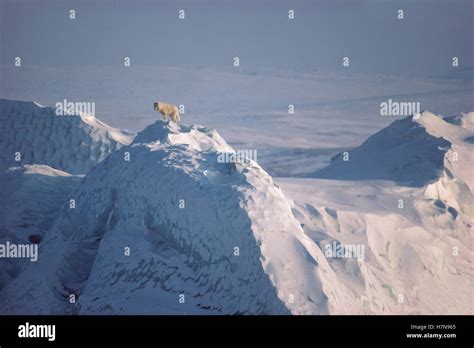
[0,99,135,174]
[313,112,474,188]
[0,165,81,290]
[279,112,473,314]
[0,98,134,291]
[0,120,329,315]
[278,176,473,314]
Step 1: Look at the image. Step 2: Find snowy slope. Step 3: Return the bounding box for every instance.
[313,112,474,188]
[0,99,135,174]
[0,120,329,315]
[0,98,135,291]
[278,177,473,314]
[277,111,473,314]
[0,165,81,290]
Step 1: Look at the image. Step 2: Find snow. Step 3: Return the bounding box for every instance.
[275,111,473,314]
[0,119,329,314]
[313,111,474,189]
[0,99,135,175]
[0,98,134,290]
[0,100,472,315]
[0,165,81,290]
[276,176,472,314]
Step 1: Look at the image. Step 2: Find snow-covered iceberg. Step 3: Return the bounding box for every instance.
[279,111,473,314]
[0,99,134,175]
[0,98,136,291]
[0,118,328,315]
[313,111,474,189]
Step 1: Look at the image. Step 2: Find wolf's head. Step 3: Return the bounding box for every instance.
[153,102,159,111]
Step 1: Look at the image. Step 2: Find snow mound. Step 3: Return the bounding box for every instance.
[313,111,474,188]
[0,165,81,289]
[279,111,473,314]
[0,120,328,315]
[0,99,135,174]
[278,177,473,314]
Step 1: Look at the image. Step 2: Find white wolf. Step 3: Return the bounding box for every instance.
[154,102,180,123]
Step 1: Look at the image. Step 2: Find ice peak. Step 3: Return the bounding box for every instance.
[313,110,473,187]
[0,99,135,174]
[132,120,234,153]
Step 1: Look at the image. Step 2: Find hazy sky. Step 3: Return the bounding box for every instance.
[1,0,473,76]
